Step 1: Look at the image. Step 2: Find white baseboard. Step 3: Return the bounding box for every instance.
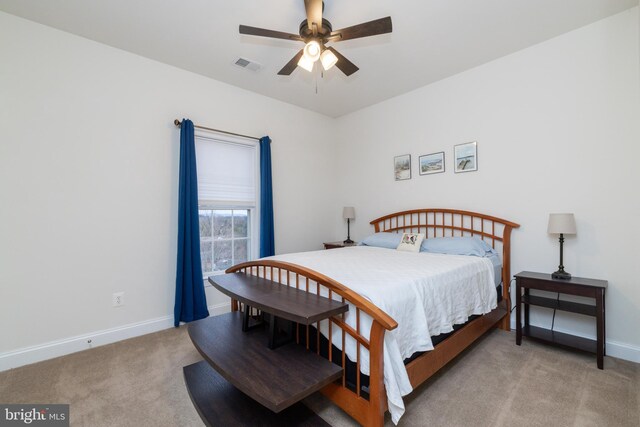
[0,302,230,372]
[509,318,640,363]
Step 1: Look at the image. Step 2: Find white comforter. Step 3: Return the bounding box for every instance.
[267,246,497,424]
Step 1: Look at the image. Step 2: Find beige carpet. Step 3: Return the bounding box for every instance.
[1,326,638,427]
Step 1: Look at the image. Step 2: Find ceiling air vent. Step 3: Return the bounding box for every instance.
[233,57,261,72]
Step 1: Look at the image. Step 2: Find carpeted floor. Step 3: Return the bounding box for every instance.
[1,326,638,427]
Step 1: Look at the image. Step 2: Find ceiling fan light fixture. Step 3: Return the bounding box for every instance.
[240,3,392,77]
[303,40,321,62]
[297,54,315,72]
[320,49,338,70]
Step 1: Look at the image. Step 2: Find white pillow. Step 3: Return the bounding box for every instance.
[396,233,425,253]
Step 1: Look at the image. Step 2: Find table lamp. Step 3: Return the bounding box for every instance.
[343,207,355,244]
[547,213,577,280]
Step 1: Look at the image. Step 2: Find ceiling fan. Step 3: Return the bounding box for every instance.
[239,0,392,76]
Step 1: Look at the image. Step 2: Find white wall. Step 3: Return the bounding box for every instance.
[2,7,639,368]
[335,8,640,360]
[0,12,339,362]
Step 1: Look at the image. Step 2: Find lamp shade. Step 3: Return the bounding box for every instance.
[320,49,338,70]
[297,55,314,72]
[343,207,355,220]
[303,40,321,62]
[547,213,576,235]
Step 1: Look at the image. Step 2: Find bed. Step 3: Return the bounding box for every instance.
[225,209,519,426]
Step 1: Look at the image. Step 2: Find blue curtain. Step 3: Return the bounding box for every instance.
[259,136,275,257]
[174,119,209,327]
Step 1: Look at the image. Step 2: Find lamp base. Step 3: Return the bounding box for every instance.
[552,270,572,280]
[343,238,354,244]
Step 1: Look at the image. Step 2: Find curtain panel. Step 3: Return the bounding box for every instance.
[174,119,209,326]
[259,136,275,258]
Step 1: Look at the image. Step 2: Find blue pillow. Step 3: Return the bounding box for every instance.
[360,232,402,249]
[420,236,497,257]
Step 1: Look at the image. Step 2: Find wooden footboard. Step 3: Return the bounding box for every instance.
[226,260,396,427]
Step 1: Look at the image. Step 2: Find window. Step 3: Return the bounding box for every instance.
[199,209,250,275]
[195,131,259,277]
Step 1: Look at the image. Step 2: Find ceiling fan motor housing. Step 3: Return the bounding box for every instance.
[299,19,332,39]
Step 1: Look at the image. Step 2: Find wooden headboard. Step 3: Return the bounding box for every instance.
[370,209,520,303]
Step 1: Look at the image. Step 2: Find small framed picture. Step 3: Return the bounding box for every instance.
[394,154,411,181]
[454,141,478,173]
[419,152,445,175]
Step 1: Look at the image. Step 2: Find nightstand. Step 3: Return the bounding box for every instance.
[515,271,607,369]
[323,241,357,250]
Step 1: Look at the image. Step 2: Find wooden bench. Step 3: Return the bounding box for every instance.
[183,273,349,426]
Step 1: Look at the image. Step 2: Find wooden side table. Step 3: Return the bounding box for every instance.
[323,241,358,249]
[515,271,607,369]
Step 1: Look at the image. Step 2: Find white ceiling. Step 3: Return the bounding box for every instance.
[1,0,637,117]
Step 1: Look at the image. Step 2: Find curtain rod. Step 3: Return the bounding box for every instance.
[173,119,263,142]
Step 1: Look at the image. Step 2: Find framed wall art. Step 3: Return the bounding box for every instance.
[419,152,445,175]
[394,154,411,181]
[454,141,477,173]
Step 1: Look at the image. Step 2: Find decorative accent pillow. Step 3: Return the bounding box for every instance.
[396,233,425,253]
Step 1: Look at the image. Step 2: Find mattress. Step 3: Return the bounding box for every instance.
[266,245,498,423]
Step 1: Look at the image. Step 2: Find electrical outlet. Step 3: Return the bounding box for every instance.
[112,292,124,307]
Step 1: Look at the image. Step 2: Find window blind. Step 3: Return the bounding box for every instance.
[195,135,257,207]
